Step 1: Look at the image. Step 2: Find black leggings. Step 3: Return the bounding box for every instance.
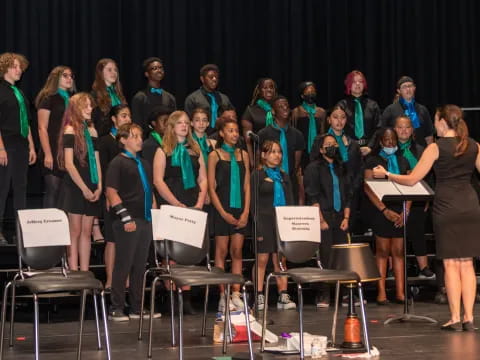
[43,174,62,208]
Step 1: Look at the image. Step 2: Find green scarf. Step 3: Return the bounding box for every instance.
[151,131,163,146]
[256,99,274,127]
[171,140,196,189]
[221,144,242,209]
[106,85,122,106]
[83,122,99,184]
[301,101,317,153]
[399,139,418,169]
[193,132,209,164]
[10,85,29,138]
[353,97,364,139]
[57,88,70,107]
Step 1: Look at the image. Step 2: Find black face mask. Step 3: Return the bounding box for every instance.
[303,93,316,105]
[324,146,338,159]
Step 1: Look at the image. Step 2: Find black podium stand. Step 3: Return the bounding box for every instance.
[365,180,437,325]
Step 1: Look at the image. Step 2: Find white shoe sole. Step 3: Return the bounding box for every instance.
[277,303,297,310]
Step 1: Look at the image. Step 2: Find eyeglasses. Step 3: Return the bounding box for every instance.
[399,84,415,90]
[62,73,74,79]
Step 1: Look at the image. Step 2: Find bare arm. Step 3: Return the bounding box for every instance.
[38,109,53,169]
[153,148,185,207]
[195,152,208,209]
[373,143,439,185]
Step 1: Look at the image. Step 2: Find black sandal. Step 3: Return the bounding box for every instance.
[440,321,462,331]
[92,222,104,243]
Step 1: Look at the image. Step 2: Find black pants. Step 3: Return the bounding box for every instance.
[43,174,63,208]
[0,141,29,231]
[111,218,152,313]
[317,211,348,297]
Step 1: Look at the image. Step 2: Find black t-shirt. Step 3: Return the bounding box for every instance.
[141,133,162,166]
[258,124,305,176]
[97,133,120,186]
[241,104,269,134]
[381,101,433,147]
[106,154,153,219]
[0,79,30,144]
[131,88,176,133]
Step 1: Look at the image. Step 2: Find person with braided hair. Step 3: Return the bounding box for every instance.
[241,78,278,165]
[374,105,480,331]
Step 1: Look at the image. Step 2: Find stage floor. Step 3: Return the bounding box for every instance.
[1,301,479,360]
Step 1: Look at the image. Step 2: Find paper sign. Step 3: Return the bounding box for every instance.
[17,209,70,248]
[275,206,321,243]
[151,206,207,248]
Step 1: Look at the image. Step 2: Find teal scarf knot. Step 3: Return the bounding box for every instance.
[10,85,29,138]
[273,123,289,174]
[221,144,242,209]
[106,85,122,107]
[123,150,152,221]
[379,150,400,175]
[171,140,196,189]
[302,101,317,153]
[328,128,349,162]
[83,122,99,184]
[193,132,209,164]
[256,99,274,127]
[57,88,70,107]
[264,166,286,207]
[399,140,418,169]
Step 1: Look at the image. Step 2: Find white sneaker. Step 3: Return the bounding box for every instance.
[218,294,237,313]
[129,310,162,319]
[277,293,296,310]
[256,294,265,311]
[231,291,245,311]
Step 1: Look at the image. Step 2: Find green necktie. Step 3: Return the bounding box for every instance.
[10,85,29,138]
[353,98,364,139]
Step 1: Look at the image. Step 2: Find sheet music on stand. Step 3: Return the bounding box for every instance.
[365,179,434,202]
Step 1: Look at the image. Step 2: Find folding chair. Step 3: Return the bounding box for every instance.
[0,209,111,360]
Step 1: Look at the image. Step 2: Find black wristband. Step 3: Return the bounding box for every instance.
[381,207,388,213]
[112,203,133,224]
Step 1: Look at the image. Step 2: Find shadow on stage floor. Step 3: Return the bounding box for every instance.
[1,302,479,360]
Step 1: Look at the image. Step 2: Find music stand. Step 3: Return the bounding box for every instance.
[365,180,437,325]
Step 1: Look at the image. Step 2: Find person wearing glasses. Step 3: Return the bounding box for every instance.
[131,57,176,135]
[36,66,76,208]
[381,76,434,147]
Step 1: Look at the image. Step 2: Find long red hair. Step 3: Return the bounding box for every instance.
[91,58,126,114]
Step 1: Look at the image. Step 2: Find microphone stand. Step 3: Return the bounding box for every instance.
[252,137,259,319]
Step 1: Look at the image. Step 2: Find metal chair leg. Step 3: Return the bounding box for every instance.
[76,289,87,360]
[0,281,12,359]
[9,278,17,348]
[92,291,102,350]
[223,285,231,354]
[357,283,371,355]
[331,281,340,346]
[148,277,159,358]
[242,284,254,360]
[138,268,151,340]
[297,284,304,360]
[178,288,184,360]
[201,285,209,337]
[33,294,40,360]
[169,280,176,346]
[261,272,273,352]
[100,291,112,360]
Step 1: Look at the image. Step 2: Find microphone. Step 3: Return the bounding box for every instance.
[246,130,259,142]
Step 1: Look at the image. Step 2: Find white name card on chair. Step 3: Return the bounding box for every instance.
[17,208,70,247]
[151,206,207,248]
[275,206,321,243]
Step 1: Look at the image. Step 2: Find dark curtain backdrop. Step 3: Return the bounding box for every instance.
[2,0,479,113]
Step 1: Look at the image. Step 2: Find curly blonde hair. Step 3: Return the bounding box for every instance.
[0,52,29,77]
